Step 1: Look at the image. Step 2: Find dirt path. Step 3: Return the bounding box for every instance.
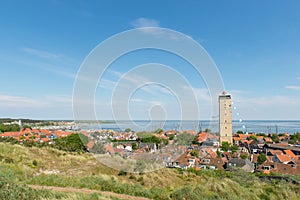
[29,185,151,200]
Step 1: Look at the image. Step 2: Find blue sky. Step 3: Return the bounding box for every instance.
[0,0,300,120]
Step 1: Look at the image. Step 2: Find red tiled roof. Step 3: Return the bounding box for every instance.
[284,150,296,158]
[269,150,284,156]
[276,154,291,163]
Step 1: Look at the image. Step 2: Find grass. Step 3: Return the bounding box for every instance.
[0,142,299,200]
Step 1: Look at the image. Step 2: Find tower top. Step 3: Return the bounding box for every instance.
[219,91,231,98]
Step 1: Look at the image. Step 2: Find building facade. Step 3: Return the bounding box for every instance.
[219,91,233,144]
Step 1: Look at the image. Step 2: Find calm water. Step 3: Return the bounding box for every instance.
[80,120,300,134]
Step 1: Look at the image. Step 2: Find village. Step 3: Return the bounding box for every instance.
[1,92,300,175]
[1,123,300,175]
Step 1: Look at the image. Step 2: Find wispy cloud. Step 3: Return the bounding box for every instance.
[105,70,173,95]
[46,95,72,104]
[130,17,184,40]
[0,94,47,107]
[21,47,63,59]
[297,77,300,80]
[131,18,160,28]
[286,85,300,91]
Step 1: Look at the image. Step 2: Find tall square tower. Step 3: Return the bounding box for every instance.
[219,91,233,144]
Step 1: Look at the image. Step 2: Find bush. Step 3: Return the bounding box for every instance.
[32,160,38,167]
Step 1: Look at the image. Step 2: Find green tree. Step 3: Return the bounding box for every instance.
[271,134,279,143]
[257,153,267,164]
[54,133,87,152]
[0,124,20,132]
[168,134,175,140]
[190,150,199,158]
[176,133,195,145]
[216,150,221,158]
[125,128,131,133]
[132,142,138,150]
[155,128,163,133]
[249,135,256,140]
[230,144,239,153]
[22,125,32,129]
[204,128,211,133]
[220,142,230,152]
[240,154,248,159]
[237,130,243,134]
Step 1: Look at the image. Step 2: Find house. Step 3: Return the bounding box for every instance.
[267,150,284,156]
[124,144,132,152]
[169,152,198,169]
[264,137,273,143]
[199,157,225,170]
[247,139,265,154]
[227,158,255,172]
[86,140,95,151]
[272,154,291,164]
[258,160,300,175]
[284,150,297,159]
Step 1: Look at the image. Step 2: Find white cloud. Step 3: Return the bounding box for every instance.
[285,85,300,91]
[229,91,300,120]
[0,94,48,107]
[131,18,160,28]
[21,47,63,59]
[46,95,72,104]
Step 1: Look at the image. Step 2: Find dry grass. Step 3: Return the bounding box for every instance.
[1,142,300,200]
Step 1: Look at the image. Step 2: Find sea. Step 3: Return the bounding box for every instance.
[79,120,300,134]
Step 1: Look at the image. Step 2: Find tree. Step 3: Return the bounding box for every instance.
[0,124,20,132]
[271,134,279,143]
[22,125,32,129]
[204,128,211,133]
[249,135,256,140]
[216,150,221,158]
[190,150,199,158]
[230,144,239,153]
[240,154,248,159]
[155,128,163,134]
[257,153,267,164]
[54,134,87,152]
[237,130,243,134]
[132,142,138,150]
[168,134,175,140]
[176,133,195,145]
[220,142,230,152]
[125,128,131,133]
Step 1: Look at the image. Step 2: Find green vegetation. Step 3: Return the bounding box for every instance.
[0,133,89,153]
[190,150,199,158]
[125,128,131,133]
[176,133,194,145]
[139,135,168,146]
[168,134,175,140]
[53,133,88,152]
[271,134,280,143]
[257,153,267,164]
[289,132,300,144]
[0,123,20,133]
[0,142,299,200]
[220,142,230,152]
[220,142,239,153]
[155,128,164,133]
